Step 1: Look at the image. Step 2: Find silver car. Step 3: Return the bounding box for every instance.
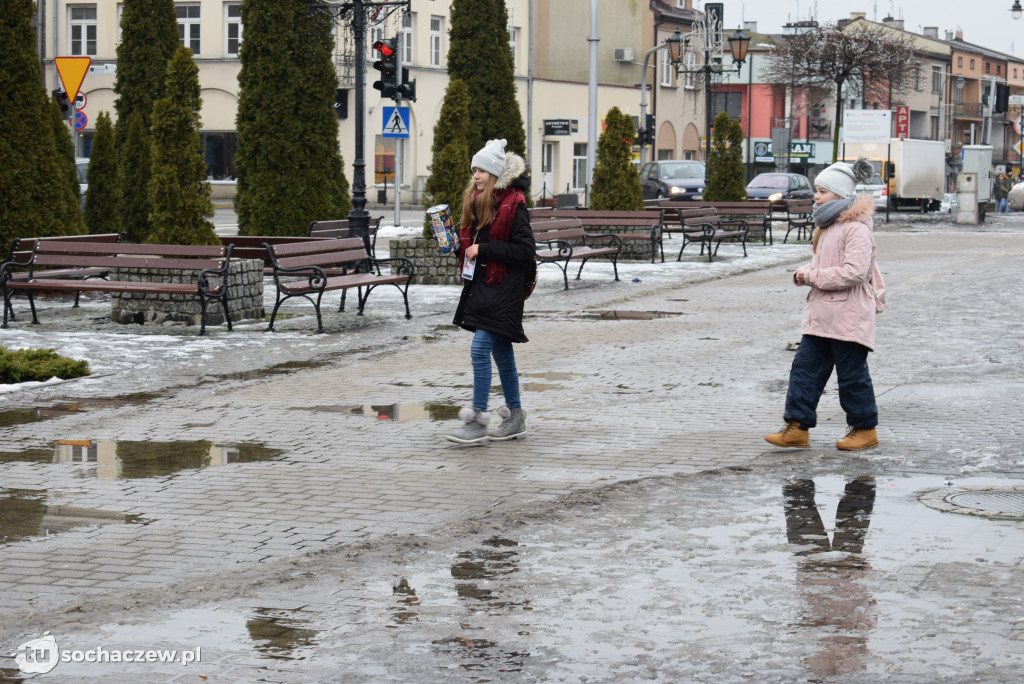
[76,157,89,208]
[855,172,887,211]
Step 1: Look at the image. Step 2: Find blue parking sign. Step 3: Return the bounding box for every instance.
[382,106,410,138]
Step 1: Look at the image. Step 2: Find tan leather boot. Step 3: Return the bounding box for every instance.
[836,427,878,451]
[764,421,810,448]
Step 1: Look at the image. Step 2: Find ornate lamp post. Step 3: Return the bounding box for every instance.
[673,26,750,181]
[1012,1,1023,20]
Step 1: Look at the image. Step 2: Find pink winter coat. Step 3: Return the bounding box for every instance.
[795,193,878,351]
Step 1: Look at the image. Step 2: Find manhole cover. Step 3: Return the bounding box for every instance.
[920,487,1024,518]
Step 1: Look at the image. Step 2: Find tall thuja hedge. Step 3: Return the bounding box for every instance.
[114,0,178,242]
[50,99,81,207]
[703,112,747,201]
[85,112,121,234]
[148,47,218,246]
[0,0,84,246]
[448,0,526,159]
[422,79,472,237]
[235,0,351,236]
[590,107,643,210]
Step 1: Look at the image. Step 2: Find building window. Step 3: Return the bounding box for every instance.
[541,142,553,174]
[970,58,975,70]
[954,79,964,104]
[684,52,696,89]
[117,3,124,44]
[997,64,1001,75]
[957,56,963,67]
[931,66,942,93]
[201,132,237,180]
[401,13,413,65]
[375,137,396,185]
[572,142,588,191]
[176,4,201,54]
[429,16,443,67]
[914,63,922,91]
[510,26,520,74]
[225,3,242,57]
[985,62,991,74]
[659,48,674,87]
[70,5,97,56]
[369,25,384,59]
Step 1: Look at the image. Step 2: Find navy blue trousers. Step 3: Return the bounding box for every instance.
[784,334,878,430]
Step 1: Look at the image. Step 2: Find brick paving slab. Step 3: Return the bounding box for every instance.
[1,219,1024,680]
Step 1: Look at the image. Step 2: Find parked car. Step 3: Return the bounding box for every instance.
[76,157,89,208]
[638,160,706,201]
[940,192,958,213]
[744,172,813,202]
[856,172,888,211]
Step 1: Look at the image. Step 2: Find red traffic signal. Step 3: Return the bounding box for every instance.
[372,38,398,98]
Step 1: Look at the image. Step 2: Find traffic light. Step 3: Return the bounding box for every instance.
[52,89,72,120]
[372,38,398,99]
[397,66,417,102]
[994,83,1010,113]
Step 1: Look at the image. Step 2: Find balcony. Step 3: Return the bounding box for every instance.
[809,118,832,140]
[953,102,985,119]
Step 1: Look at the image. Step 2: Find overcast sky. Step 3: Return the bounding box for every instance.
[706,0,1023,57]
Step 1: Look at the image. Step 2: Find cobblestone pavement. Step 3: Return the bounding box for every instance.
[1,214,1023,682]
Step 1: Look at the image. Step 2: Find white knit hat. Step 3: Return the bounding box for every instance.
[471,138,507,177]
[814,158,874,199]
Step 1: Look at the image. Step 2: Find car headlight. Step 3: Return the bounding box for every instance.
[768,192,783,202]
[669,186,684,195]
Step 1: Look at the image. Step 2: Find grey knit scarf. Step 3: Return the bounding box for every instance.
[812,196,855,228]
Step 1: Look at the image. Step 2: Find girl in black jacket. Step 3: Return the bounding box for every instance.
[445,139,536,445]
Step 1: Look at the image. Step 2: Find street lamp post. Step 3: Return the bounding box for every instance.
[637,30,685,165]
[1012,1,1023,20]
[673,25,750,181]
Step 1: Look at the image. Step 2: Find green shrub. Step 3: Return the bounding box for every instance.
[590,106,644,210]
[0,346,90,384]
[703,112,747,201]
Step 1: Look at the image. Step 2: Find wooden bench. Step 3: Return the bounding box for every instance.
[662,207,750,262]
[263,237,414,333]
[307,216,383,259]
[1,241,235,335]
[530,208,663,263]
[659,200,773,245]
[771,199,815,243]
[220,236,328,275]
[531,217,623,289]
[2,233,125,320]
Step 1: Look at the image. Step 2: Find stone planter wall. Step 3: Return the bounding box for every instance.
[110,258,264,326]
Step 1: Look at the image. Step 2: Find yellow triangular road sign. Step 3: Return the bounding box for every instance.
[55,56,91,103]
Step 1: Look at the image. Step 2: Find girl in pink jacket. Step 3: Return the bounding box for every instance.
[765,158,880,451]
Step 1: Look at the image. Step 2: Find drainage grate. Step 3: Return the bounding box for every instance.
[920,487,1024,518]
[948,491,1024,514]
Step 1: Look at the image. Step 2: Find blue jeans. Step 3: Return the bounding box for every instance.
[784,335,877,430]
[996,197,1010,213]
[470,329,521,411]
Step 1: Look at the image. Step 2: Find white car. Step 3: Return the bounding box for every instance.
[855,172,888,211]
[76,156,89,208]
[940,193,957,213]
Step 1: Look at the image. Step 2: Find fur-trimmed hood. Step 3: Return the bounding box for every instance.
[837,192,877,227]
[495,151,530,192]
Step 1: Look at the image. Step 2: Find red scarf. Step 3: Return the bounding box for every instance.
[459,188,524,285]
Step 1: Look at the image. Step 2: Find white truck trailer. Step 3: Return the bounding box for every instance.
[840,138,946,211]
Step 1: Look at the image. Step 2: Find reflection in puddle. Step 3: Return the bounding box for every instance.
[221,360,330,382]
[311,402,460,421]
[784,477,877,678]
[450,537,529,610]
[0,489,149,546]
[0,393,165,429]
[0,448,54,464]
[524,310,682,321]
[390,578,420,627]
[52,440,284,478]
[246,608,319,660]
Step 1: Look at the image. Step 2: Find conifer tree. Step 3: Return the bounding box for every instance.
[120,113,153,243]
[703,112,747,201]
[234,0,351,236]
[423,79,472,237]
[113,0,178,241]
[50,99,81,208]
[448,0,526,158]
[84,112,122,234]
[148,47,218,246]
[0,0,83,246]
[590,107,644,210]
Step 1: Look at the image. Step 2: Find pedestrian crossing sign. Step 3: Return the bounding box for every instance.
[382,106,410,138]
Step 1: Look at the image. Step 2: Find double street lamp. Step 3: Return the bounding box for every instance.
[637,25,749,165]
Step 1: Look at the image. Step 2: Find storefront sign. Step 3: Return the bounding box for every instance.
[754,141,816,163]
[544,119,578,136]
[895,105,910,139]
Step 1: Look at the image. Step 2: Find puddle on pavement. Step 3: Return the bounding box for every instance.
[0,392,165,430]
[402,324,460,343]
[310,402,461,421]
[220,359,330,382]
[525,309,682,320]
[0,489,149,546]
[0,440,285,477]
[246,608,320,660]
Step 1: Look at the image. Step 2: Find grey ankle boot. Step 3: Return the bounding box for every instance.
[488,405,527,441]
[444,408,491,444]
